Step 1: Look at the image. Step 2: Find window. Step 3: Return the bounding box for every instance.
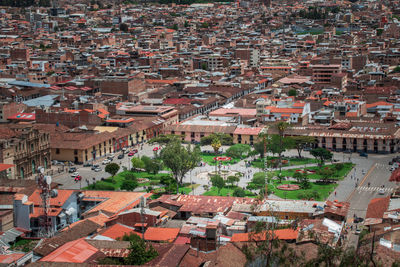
[30,143,34,151]
[56,148,60,154]
[74,149,78,155]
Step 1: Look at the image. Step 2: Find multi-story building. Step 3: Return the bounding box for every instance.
[0,125,51,179]
[311,64,342,84]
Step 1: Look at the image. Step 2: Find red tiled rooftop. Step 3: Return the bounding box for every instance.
[144,227,179,242]
[0,253,25,264]
[39,238,98,263]
[7,113,35,121]
[231,229,298,242]
[233,127,263,136]
[366,196,390,219]
[100,223,141,240]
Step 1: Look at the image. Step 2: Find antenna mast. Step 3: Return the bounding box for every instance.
[37,167,53,238]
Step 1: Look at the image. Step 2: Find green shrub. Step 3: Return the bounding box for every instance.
[95,183,115,191]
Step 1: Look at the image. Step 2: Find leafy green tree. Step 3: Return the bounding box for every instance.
[210,175,225,194]
[292,136,316,158]
[148,134,182,146]
[131,157,145,171]
[184,20,189,27]
[105,163,120,177]
[226,144,251,159]
[310,148,333,167]
[160,140,201,193]
[293,172,310,189]
[318,168,335,183]
[141,156,161,174]
[233,187,246,197]
[251,172,266,189]
[172,24,178,31]
[211,137,221,154]
[121,179,138,191]
[200,133,233,146]
[123,233,158,265]
[227,175,240,187]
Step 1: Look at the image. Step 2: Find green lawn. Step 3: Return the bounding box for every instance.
[272,163,354,180]
[201,153,241,166]
[203,186,256,197]
[268,180,337,201]
[251,157,318,169]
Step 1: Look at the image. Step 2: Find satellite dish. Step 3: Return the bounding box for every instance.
[45,176,52,185]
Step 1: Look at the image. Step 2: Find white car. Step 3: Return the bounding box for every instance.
[378,188,385,195]
[94,167,102,172]
[390,166,397,172]
[102,159,111,165]
[71,172,79,177]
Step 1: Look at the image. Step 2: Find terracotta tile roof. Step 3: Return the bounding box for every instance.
[366,196,391,219]
[62,212,110,231]
[233,127,263,136]
[209,108,257,117]
[231,229,298,242]
[267,107,304,114]
[366,101,393,108]
[39,238,98,263]
[28,189,74,207]
[81,191,149,216]
[99,223,141,240]
[346,111,358,117]
[144,227,179,242]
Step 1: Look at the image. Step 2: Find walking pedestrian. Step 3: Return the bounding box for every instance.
[334,191,337,196]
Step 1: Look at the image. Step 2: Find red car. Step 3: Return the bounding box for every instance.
[128,152,135,156]
[74,175,82,182]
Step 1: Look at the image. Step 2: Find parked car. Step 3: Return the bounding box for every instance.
[378,188,385,195]
[68,167,77,173]
[94,167,102,172]
[102,159,111,165]
[355,228,362,235]
[71,172,79,177]
[128,152,135,157]
[359,152,368,158]
[390,166,397,172]
[83,162,92,167]
[91,164,100,170]
[108,153,115,158]
[132,149,138,153]
[117,153,124,159]
[74,175,82,182]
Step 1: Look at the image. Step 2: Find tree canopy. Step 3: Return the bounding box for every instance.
[160,141,201,193]
[210,175,225,194]
[226,144,251,159]
[105,163,120,177]
[310,148,333,166]
[292,136,316,158]
[148,134,182,146]
[200,133,233,146]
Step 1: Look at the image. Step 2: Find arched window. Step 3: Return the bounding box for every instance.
[32,160,36,174]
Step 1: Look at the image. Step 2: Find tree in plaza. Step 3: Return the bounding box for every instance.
[268,135,294,165]
[233,187,246,197]
[210,175,225,194]
[121,179,138,191]
[200,133,233,146]
[211,137,222,154]
[288,89,297,97]
[226,144,251,159]
[226,175,240,188]
[292,136,317,158]
[148,134,182,146]
[276,122,290,173]
[250,172,266,189]
[293,171,310,189]
[131,157,145,172]
[317,168,335,183]
[141,156,161,175]
[160,140,201,194]
[310,148,333,167]
[105,163,120,182]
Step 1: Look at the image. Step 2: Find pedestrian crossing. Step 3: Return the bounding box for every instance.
[357,186,394,193]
